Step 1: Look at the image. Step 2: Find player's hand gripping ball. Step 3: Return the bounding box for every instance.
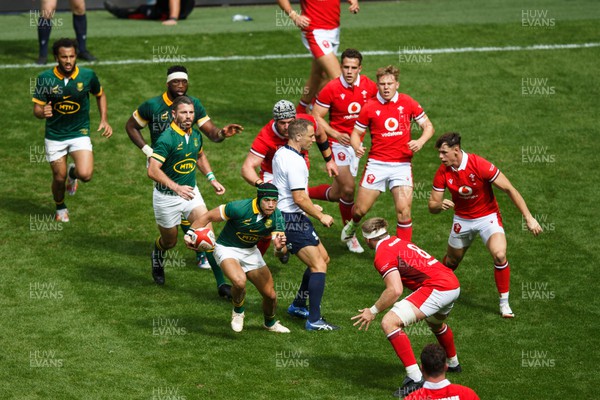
[184,227,216,251]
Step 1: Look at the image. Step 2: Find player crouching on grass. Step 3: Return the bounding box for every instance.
[186,183,290,333]
[428,132,543,318]
[352,218,461,398]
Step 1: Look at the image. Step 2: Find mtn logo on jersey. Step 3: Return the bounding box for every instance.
[236,232,260,243]
[173,158,196,174]
[54,101,80,115]
[458,186,473,197]
[347,102,361,114]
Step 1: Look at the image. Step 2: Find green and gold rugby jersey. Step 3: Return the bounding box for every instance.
[132,93,209,147]
[32,66,102,141]
[216,198,285,249]
[151,121,203,193]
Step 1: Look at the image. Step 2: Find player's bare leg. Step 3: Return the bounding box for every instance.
[425,313,460,372]
[69,149,94,189]
[442,245,467,271]
[486,232,513,318]
[298,53,341,112]
[49,155,69,221]
[381,304,426,396]
[70,0,96,61]
[247,266,290,333]
[219,259,247,331]
[391,185,413,241]
[341,186,380,241]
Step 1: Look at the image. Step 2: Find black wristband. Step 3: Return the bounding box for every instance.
[317,140,330,152]
[324,155,332,162]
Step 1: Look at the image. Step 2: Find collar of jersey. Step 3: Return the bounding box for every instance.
[376,91,399,104]
[162,92,173,107]
[422,379,451,390]
[284,144,303,157]
[170,121,191,136]
[251,198,261,214]
[53,66,79,80]
[271,122,287,140]
[452,150,469,171]
[339,74,361,89]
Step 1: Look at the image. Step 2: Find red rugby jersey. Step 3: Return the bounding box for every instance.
[355,92,426,162]
[249,114,316,174]
[432,152,501,219]
[315,74,378,143]
[374,236,459,292]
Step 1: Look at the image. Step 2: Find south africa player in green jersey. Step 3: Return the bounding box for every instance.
[126,65,240,292]
[147,96,226,290]
[188,183,291,333]
[32,38,112,223]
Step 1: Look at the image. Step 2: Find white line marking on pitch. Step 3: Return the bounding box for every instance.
[3,42,599,70]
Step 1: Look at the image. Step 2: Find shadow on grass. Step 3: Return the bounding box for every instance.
[309,353,400,392]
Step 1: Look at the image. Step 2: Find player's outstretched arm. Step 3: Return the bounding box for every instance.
[191,207,224,230]
[493,172,543,236]
[351,270,403,331]
[199,119,243,143]
[428,189,454,214]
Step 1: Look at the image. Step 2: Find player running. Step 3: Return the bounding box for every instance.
[147,96,225,287]
[32,38,112,222]
[276,0,360,113]
[309,48,378,253]
[342,65,434,243]
[126,65,241,297]
[428,132,543,318]
[187,183,290,334]
[352,217,462,398]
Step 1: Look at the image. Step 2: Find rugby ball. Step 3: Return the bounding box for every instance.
[185,227,216,250]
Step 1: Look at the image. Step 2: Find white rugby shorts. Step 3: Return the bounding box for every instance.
[360,159,413,192]
[45,136,93,162]
[448,213,505,249]
[153,186,205,228]
[332,142,359,176]
[214,244,266,273]
[301,28,340,58]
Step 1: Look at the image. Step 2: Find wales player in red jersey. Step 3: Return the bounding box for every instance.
[428,132,543,318]
[310,48,377,253]
[352,218,461,398]
[277,0,360,113]
[343,65,434,243]
[406,344,479,400]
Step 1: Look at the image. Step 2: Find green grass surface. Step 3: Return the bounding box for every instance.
[1,0,599,398]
